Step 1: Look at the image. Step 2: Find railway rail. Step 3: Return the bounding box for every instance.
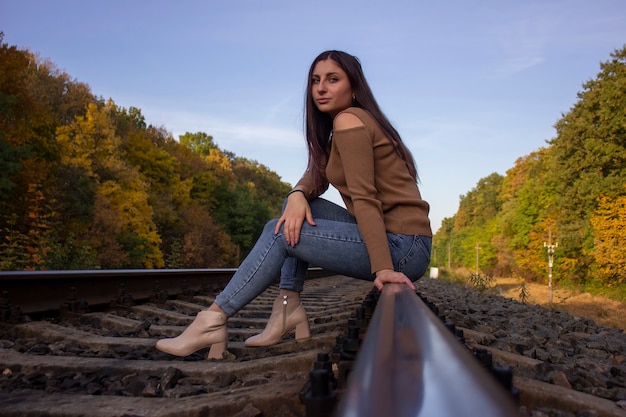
[0,269,625,416]
[333,283,520,417]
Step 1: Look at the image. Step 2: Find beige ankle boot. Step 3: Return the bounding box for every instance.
[156,310,227,359]
[245,290,310,347]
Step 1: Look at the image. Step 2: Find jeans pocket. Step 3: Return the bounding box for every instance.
[391,235,431,280]
[388,234,414,270]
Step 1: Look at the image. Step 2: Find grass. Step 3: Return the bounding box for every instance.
[433,268,626,332]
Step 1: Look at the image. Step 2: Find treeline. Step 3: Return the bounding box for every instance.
[0,34,291,270]
[433,46,626,290]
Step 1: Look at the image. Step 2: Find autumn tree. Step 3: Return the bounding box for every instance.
[1,38,297,270]
[179,131,218,157]
[435,173,503,274]
[178,204,238,268]
[434,46,626,288]
[181,132,290,258]
[590,193,626,286]
[56,101,164,268]
[545,46,626,283]
[0,36,92,269]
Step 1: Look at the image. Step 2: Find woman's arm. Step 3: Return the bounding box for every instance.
[333,112,393,273]
[274,167,327,246]
[275,190,315,247]
[333,111,414,289]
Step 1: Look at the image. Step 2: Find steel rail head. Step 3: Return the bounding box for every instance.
[334,283,520,417]
[0,268,330,317]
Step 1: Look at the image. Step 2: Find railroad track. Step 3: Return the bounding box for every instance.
[0,270,625,416]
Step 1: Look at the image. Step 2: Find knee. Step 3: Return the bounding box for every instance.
[264,218,280,234]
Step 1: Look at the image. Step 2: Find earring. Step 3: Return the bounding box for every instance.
[352,94,356,103]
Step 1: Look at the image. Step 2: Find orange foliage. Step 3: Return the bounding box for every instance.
[590,194,626,285]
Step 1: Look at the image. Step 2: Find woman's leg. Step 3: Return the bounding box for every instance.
[214,197,431,317]
[157,197,431,356]
[278,198,357,292]
[244,199,359,346]
[214,199,373,317]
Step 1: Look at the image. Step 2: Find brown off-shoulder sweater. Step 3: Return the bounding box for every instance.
[295,107,431,274]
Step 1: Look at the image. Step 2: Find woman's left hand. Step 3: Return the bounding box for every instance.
[275,191,315,247]
[373,269,415,291]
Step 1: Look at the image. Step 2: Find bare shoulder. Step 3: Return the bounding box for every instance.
[333,111,365,131]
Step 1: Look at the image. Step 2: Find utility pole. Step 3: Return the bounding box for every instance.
[544,230,558,308]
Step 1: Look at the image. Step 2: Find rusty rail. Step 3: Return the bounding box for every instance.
[334,283,520,417]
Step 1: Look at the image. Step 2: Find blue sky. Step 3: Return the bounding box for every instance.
[2,0,625,232]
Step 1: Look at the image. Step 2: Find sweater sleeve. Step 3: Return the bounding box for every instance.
[294,161,329,200]
[332,125,393,273]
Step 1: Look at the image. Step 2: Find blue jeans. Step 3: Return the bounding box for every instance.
[214,198,431,317]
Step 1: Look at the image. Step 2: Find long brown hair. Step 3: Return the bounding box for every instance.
[304,50,418,195]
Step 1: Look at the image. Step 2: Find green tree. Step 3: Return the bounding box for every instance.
[496,149,557,280]
[434,46,626,287]
[546,46,626,283]
[179,131,218,157]
[444,173,503,273]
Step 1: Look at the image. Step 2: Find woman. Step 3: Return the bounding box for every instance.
[156,50,432,359]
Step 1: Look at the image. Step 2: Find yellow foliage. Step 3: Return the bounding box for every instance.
[96,180,164,268]
[56,102,124,179]
[206,148,233,176]
[590,194,626,284]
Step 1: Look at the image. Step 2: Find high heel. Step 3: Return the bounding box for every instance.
[156,310,228,359]
[245,290,310,347]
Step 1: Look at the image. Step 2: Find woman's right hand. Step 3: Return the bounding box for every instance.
[275,192,316,246]
[373,269,416,291]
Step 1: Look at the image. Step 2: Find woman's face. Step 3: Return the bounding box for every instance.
[311,58,353,118]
